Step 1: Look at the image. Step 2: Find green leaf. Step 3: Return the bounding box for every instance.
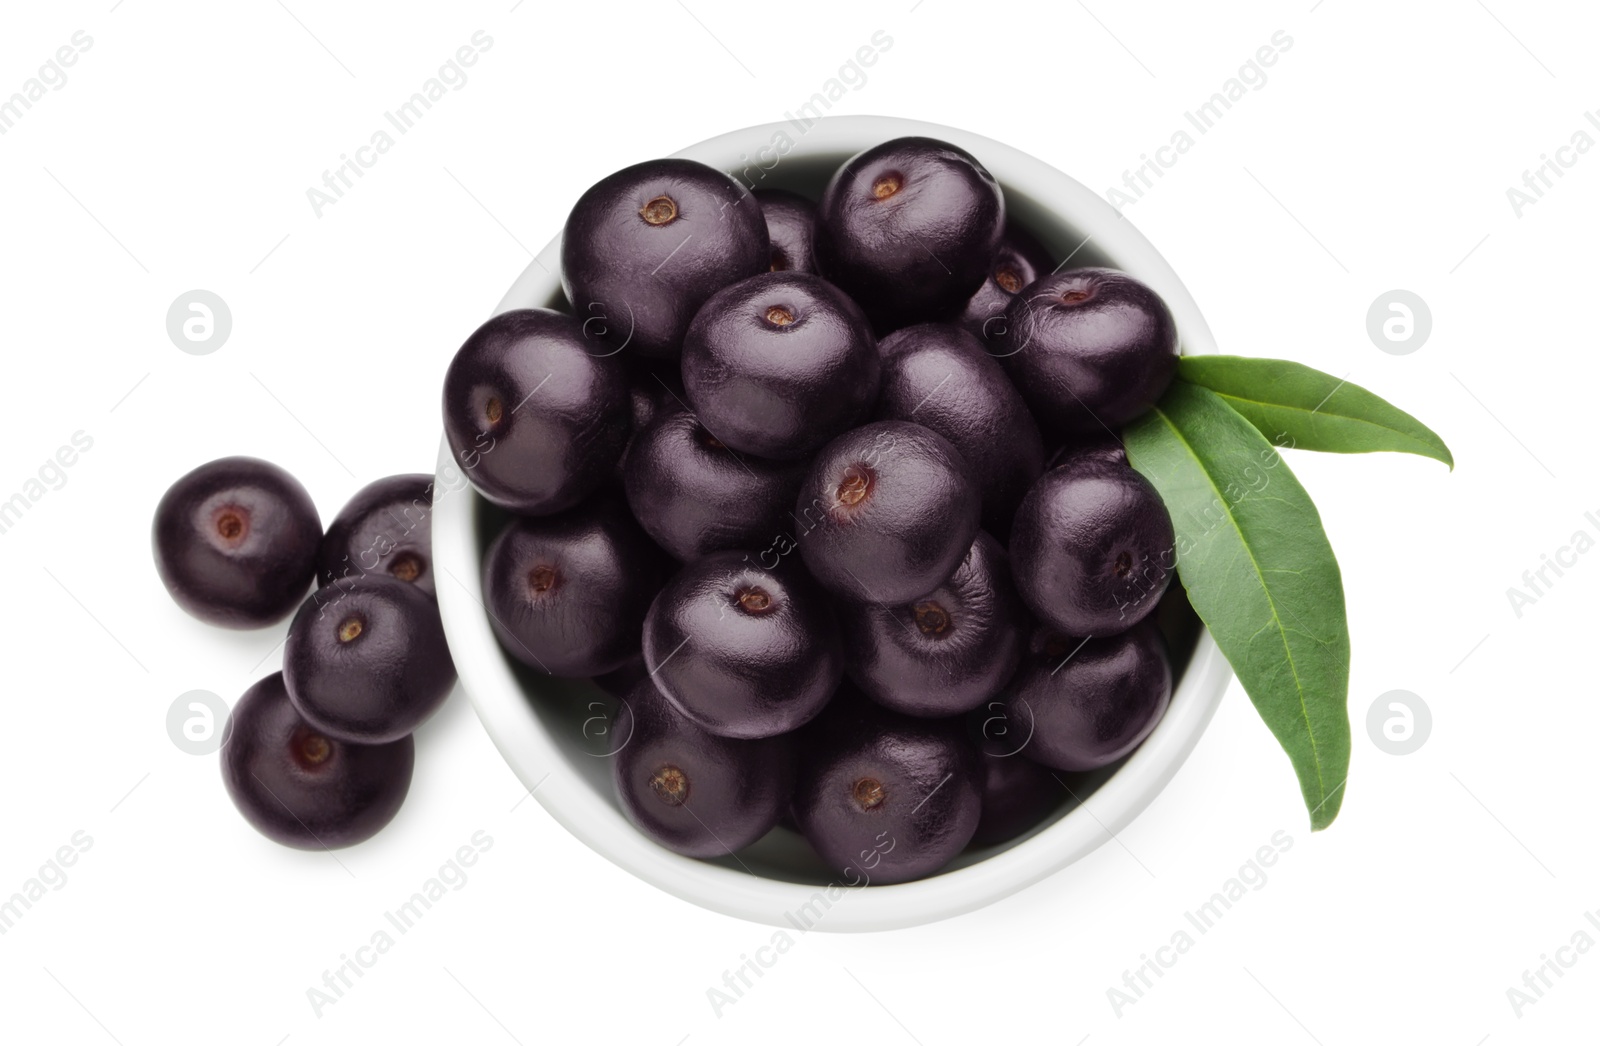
[1125,381,1351,830]
[1178,355,1453,469]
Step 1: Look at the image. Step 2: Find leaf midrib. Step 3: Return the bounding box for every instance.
[1210,388,1422,439]
[1148,401,1328,803]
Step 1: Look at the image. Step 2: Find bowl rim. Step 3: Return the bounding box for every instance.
[432,114,1233,932]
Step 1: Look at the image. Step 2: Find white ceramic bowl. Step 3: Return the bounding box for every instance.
[433,115,1232,932]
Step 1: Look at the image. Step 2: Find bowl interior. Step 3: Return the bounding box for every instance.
[436,115,1231,929]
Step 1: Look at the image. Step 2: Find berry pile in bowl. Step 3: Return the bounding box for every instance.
[430,117,1449,928]
[447,128,1196,882]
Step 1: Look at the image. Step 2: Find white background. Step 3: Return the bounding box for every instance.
[0,0,1594,1042]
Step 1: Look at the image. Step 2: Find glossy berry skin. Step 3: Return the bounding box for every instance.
[1010,455,1174,636]
[795,421,980,604]
[967,725,1064,848]
[153,456,321,629]
[998,268,1179,434]
[792,696,981,885]
[999,622,1172,772]
[643,551,842,739]
[874,323,1044,537]
[682,271,880,460]
[442,308,630,516]
[623,409,807,562]
[814,136,1005,331]
[957,223,1054,347]
[221,673,413,850]
[316,474,436,597]
[1045,434,1129,472]
[838,532,1025,718]
[754,189,818,274]
[611,677,792,858]
[283,576,456,744]
[561,158,769,358]
[482,498,664,677]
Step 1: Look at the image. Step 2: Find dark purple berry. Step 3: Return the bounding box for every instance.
[1010,454,1174,636]
[814,136,1004,331]
[482,498,663,677]
[283,576,456,744]
[611,678,792,857]
[623,409,806,562]
[792,696,981,885]
[874,322,1044,536]
[795,421,980,604]
[153,457,321,629]
[682,271,879,460]
[958,222,1054,347]
[998,268,1179,434]
[838,532,1024,718]
[221,673,413,849]
[442,308,630,516]
[561,158,768,358]
[754,188,818,274]
[999,623,1171,772]
[643,551,842,739]
[967,722,1064,848]
[316,474,436,597]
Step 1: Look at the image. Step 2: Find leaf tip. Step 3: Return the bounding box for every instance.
[1428,436,1455,471]
[1307,780,1347,831]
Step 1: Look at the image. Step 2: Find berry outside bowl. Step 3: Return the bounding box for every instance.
[433,115,1233,932]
